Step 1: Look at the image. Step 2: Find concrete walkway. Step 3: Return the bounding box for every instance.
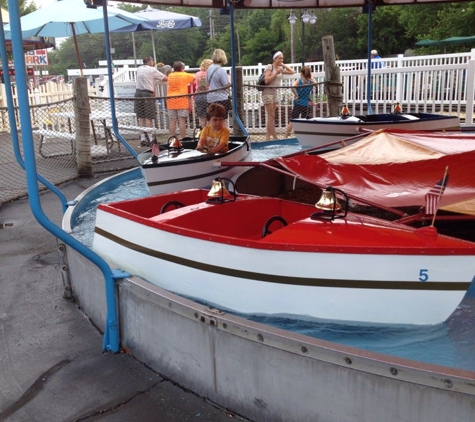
[0,176,248,421]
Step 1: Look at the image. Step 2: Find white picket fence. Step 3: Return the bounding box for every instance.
[1,49,474,131]
[104,49,475,127]
[256,50,474,125]
[0,80,95,108]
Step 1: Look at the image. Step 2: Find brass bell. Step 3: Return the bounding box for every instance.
[207,178,233,200]
[315,187,342,211]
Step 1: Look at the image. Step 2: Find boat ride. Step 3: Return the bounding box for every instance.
[291,107,460,149]
[93,185,475,326]
[137,135,251,195]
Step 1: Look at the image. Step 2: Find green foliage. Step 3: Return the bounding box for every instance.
[240,9,289,65]
[356,6,412,58]
[13,2,475,79]
[410,2,475,54]
[1,0,35,15]
[310,8,361,61]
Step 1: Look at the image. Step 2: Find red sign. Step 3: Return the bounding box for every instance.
[25,49,49,66]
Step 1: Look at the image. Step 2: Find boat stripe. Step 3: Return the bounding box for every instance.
[294,129,357,138]
[147,165,233,187]
[95,228,471,291]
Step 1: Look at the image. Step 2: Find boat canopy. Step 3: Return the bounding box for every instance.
[321,129,475,164]
[273,130,475,216]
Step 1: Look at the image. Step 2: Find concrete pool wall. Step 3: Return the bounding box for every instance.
[62,171,475,422]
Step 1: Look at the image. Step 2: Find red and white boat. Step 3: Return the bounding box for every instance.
[93,187,475,325]
[137,136,251,195]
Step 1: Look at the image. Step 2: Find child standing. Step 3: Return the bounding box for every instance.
[284,66,316,138]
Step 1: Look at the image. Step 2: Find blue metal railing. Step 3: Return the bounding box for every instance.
[6,0,125,353]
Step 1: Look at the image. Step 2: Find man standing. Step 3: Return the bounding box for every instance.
[370,50,383,69]
[134,56,168,146]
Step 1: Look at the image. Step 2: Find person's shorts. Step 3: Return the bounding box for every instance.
[207,99,232,118]
[195,95,208,117]
[262,89,278,105]
[168,108,189,119]
[134,89,157,121]
[291,104,311,119]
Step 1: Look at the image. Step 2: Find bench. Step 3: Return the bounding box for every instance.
[33,129,109,159]
[106,124,164,138]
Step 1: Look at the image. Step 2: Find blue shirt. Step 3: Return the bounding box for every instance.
[371,55,383,69]
[294,78,313,107]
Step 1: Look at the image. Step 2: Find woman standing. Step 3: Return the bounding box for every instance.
[206,49,232,119]
[284,66,316,138]
[194,59,213,129]
[262,50,295,140]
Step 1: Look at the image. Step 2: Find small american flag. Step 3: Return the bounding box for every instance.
[425,173,449,215]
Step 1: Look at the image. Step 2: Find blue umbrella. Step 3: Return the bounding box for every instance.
[3,0,146,75]
[113,6,202,32]
[112,6,202,64]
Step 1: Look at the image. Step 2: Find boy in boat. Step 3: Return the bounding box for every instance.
[196,103,230,154]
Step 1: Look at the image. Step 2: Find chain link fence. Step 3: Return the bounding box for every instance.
[0,83,324,205]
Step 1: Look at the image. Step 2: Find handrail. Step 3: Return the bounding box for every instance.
[6,0,124,353]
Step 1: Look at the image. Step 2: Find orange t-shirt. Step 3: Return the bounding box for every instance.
[167,71,195,110]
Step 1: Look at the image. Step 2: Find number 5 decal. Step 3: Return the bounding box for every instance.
[419,269,429,282]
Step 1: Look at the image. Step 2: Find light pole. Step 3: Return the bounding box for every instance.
[288,9,317,68]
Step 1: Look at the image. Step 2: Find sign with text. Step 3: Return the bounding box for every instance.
[25,49,49,66]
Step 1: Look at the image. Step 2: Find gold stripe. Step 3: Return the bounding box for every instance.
[95,227,470,292]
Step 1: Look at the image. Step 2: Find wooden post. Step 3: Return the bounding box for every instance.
[322,36,343,117]
[74,77,92,178]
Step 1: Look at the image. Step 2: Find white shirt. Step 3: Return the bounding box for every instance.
[136,65,167,92]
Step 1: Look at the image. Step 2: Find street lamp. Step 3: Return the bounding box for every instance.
[288,9,317,68]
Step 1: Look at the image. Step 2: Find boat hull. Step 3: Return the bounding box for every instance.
[292,113,460,149]
[138,137,252,195]
[93,191,475,325]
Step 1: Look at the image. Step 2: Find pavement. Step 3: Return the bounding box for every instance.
[0,175,249,422]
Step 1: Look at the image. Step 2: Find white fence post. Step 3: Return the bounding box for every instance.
[465,59,475,126]
[395,54,404,104]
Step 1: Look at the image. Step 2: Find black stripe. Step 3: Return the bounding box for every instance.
[94,227,470,291]
[147,166,235,187]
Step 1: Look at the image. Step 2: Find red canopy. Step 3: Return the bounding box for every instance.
[274,130,475,215]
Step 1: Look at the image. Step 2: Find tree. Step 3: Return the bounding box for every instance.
[25,3,475,79]
[1,0,36,15]
[356,6,412,58]
[310,8,361,61]
[400,2,475,54]
[240,9,289,65]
